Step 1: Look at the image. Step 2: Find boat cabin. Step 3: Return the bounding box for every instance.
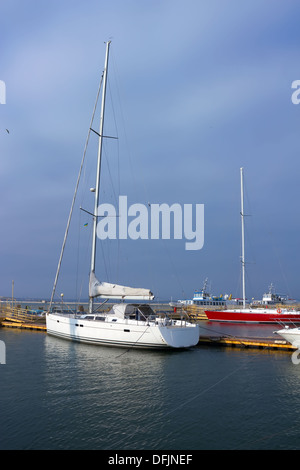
[80,304,156,322]
[108,304,156,321]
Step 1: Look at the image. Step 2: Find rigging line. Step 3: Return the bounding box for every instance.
[49,73,104,310]
[92,299,109,313]
[95,77,120,284]
[103,143,119,206]
[75,208,89,308]
[110,52,159,289]
[161,237,186,298]
[96,147,118,286]
[107,70,121,199]
[243,217,256,267]
[240,171,256,276]
[267,227,291,297]
[115,324,151,359]
[77,222,93,307]
[99,237,110,285]
[107,71,120,146]
[110,50,139,191]
[104,55,121,205]
[108,68,121,283]
[111,305,152,358]
[75,202,82,305]
[111,51,183,295]
[197,324,249,347]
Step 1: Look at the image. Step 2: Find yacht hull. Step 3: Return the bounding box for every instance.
[46,313,199,349]
[276,328,300,348]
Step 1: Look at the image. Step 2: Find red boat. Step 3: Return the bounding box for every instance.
[205,307,300,324]
[204,169,300,324]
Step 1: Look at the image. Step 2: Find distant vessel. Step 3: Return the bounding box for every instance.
[46,41,199,349]
[177,278,242,308]
[205,168,300,324]
[255,283,297,306]
[193,278,226,306]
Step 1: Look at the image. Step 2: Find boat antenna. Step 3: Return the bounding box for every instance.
[89,40,111,314]
[240,167,246,308]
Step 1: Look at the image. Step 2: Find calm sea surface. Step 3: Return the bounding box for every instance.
[1,321,300,451]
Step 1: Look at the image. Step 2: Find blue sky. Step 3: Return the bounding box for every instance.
[1,0,300,302]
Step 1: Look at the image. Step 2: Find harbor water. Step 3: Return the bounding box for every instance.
[1,321,300,451]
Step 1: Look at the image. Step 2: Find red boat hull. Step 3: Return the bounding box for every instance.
[205,309,300,324]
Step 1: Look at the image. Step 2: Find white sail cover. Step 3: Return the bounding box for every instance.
[89,272,154,300]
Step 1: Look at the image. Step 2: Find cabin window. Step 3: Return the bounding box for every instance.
[95,316,105,321]
[124,329,130,332]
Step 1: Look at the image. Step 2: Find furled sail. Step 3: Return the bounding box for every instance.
[89,272,154,300]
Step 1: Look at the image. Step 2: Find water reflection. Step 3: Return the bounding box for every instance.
[31,333,300,449]
[44,335,194,449]
[3,328,300,449]
[199,320,281,339]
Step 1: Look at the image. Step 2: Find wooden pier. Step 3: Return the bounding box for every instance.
[198,335,297,351]
[0,303,46,331]
[0,302,297,351]
[1,319,46,331]
[0,320,296,351]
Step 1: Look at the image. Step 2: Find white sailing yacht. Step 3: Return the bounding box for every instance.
[46,41,199,349]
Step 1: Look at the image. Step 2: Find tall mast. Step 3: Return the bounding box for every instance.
[240,167,246,308]
[89,40,111,314]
